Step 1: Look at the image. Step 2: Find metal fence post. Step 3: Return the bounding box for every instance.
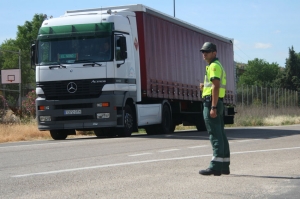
[285,89,286,107]
[252,85,253,105]
[266,87,268,107]
[242,84,244,108]
[261,86,263,106]
[247,85,249,106]
[282,88,283,108]
[274,88,276,108]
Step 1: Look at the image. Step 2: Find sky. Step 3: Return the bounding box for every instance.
[0,0,299,67]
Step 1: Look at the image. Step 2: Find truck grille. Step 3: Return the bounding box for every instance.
[54,115,94,121]
[37,80,105,100]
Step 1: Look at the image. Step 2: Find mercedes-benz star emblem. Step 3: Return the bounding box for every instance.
[67,82,77,93]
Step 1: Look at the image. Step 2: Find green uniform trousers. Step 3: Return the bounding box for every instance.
[203,99,230,171]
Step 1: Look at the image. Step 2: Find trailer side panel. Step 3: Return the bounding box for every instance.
[136,12,235,104]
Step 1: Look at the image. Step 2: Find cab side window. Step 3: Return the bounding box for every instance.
[115,36,122,61]
[115,35,127,61]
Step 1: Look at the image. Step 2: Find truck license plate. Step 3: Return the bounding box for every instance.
[64,110,82,115]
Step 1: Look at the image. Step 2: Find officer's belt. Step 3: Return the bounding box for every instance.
[203,96,223,101]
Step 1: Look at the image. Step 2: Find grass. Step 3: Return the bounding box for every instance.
[231,105,300,127]
[0,122,51,143]
[1,105,300,143]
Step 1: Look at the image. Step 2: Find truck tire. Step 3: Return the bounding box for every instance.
[117,105,133,137]
[145,104,173,135]
[145,125,160,135]
[196,118,207,132]
[50,130,69,140]
[94,128,113,137]
[160,104,172,134]
[170,124,176,133]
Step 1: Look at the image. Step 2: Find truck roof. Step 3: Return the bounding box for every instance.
[65,4,233,43]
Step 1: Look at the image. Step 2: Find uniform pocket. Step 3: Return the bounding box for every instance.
[203,106,214,135]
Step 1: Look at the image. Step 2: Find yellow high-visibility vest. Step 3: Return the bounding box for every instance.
[202,58,226,98]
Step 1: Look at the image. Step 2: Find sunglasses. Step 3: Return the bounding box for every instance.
[201,51,212,54]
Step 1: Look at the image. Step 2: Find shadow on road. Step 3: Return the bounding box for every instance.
[55,125,300,142]
[128,126,300,141]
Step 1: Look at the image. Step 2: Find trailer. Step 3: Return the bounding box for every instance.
[31,4,235,140]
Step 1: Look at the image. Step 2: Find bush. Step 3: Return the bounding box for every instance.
[0,95,9,120]
[0,95,9,110]
[0,95,21,124]
[22,90,36,117]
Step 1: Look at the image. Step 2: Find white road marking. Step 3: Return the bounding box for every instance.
[228,138,262,144]
[235,140,251,143]
[0,140,95,149]
[128,153,153,157]
[188,145,208,149]
[12,155,207,178]
[12,146,300,178]
[231,147,300,154]
[227,137,262,141]
[158,149,180,153]
[0,142,65,149]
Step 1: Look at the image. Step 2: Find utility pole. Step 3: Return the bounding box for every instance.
[174,0,176,17]
[18,49,21,111]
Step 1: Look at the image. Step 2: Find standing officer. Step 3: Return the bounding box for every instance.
[199,42,230,176]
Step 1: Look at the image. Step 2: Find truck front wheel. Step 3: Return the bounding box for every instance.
[50,130,69,140]
[94,128,115,137]
[117,105,133,137]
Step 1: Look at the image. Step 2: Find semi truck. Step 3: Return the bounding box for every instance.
[31,4,236,140]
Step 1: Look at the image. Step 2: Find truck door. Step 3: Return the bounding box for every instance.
[114,34,134,90]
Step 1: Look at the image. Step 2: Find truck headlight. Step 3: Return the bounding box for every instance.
[97,102,110,107]
[38,106,50,110]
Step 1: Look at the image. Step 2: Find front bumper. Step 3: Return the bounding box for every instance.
[36,92,124,131]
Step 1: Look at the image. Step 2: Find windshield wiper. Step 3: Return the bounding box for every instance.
[75,60,102,67]
[83,62,102,67]
[74,59,102,67]
[48,63,67,69]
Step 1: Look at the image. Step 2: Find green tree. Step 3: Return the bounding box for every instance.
[0,14,45,85]
[238,58,281,87]
[0,39,18,70]
[15,14,45,86]
[0,39,20,106]
[282,46,300,91]
[0,14,45,108]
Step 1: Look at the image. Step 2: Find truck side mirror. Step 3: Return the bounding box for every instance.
[31,43,36,69]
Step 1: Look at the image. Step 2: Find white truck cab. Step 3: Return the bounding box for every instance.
[33,7,143,139]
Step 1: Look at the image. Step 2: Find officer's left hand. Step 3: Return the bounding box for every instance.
[210,109,217,118]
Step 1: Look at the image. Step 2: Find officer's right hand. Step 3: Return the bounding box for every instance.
[210,109,217,118]
[199,83,204,91]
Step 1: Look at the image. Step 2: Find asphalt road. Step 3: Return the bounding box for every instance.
[1,125,300,199]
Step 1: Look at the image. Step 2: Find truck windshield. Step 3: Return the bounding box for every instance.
[37,36,112,65]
